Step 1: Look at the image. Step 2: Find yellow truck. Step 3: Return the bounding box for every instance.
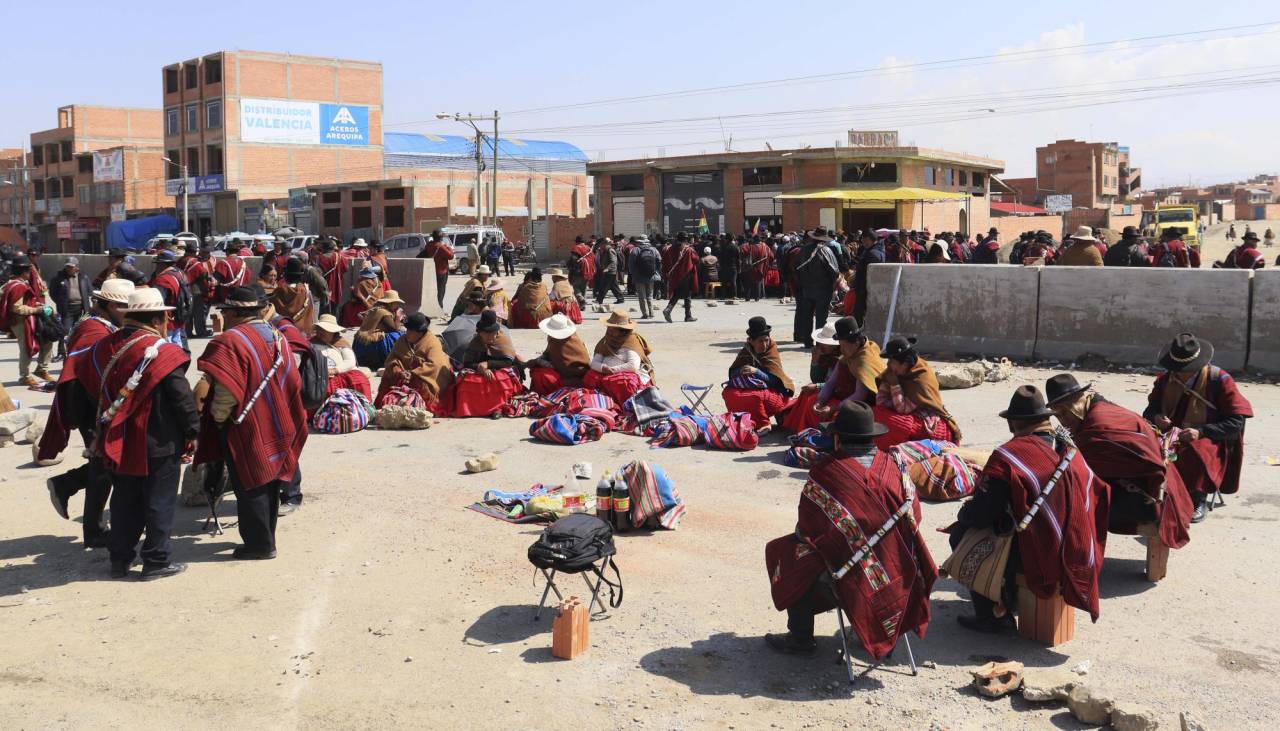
[1143,206,1200,249]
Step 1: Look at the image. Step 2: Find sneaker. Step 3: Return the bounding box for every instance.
[232,546,277,561]
[34,370,55,383]
[140,562,187,581]
[19,376,39,387]
[47,478,70,520]
[110,561,131,579]
[956,614,1015,634]
[764,632,817,656]
[1191,502,1208,524]
[277,502,300,517]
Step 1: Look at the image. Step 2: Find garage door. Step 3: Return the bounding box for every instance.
[744,192,779,217]
[613,198,645,237]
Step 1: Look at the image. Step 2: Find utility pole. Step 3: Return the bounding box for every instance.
[438,112,500,228]
[492,110,500,229]
[163,156,189,232]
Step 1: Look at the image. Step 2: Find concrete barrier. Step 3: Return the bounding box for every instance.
[863,263,1041,359]
[1248,269,1280,373]
[1035,267,1251,370]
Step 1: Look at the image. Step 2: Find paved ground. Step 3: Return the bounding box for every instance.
[1198,218,1280,266]
[1,275,1277,730]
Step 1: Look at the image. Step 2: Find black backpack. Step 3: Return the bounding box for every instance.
[528,514,623,608]
[633,246,660,278]
[297,341,329,411]
[34,312,68,344]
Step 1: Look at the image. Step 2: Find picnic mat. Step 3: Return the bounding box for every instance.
[466,484,565,524]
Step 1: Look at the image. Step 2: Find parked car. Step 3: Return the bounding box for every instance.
[287,235,319,253]
[441,225,505,273]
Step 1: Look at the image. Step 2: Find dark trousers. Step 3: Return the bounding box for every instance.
[108,455,181,567]
[786,583,825,642]
[191,297,212,337]
[55,458,112,543]
[853,287,868,327]
[58,303,84,357]
[280,464,303,506]
[435,273,448,308]
[665,280,693,314]
[234,480,281,552]
[794,294,830,345]
[570,276,588,306]
[720,270,737,299]
[594,273,624,304]
[501,252,515,276]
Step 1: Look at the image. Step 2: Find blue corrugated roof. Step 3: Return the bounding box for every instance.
[384,131,587,161]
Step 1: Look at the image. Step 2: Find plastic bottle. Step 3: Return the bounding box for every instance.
[595,472,613,523]
[611,476,632,533]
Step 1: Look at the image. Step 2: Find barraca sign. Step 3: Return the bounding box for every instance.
[240,98,369,146]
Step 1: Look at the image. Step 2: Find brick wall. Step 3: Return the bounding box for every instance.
[990,213,1064,243]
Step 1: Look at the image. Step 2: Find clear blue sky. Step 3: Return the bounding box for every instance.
[5,1,1278,186]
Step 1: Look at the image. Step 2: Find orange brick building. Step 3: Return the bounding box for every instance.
[1004,139,1126,211]
[161,50,383,235]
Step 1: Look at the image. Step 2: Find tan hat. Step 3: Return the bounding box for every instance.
[92,279,135,304]
[124,288,174,313]
[314,313,344,334]
[485,278,504,291]
[476,265,492,276]
[538,313,578,340]
[351,238,368,248]
[599,308,636,330]
[376,289,405,305]
[548,268,567,279]
[1070,225,1098,242]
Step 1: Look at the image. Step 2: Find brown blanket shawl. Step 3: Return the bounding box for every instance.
[730,341,795,394]
[879,357,961,442]
[544,333,591,383]
[514,281,552,320]
[385,331,455,401]
[840,340,886,393]
[594,329,655,380]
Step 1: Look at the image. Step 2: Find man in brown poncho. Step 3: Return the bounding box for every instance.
[270,258,317,334]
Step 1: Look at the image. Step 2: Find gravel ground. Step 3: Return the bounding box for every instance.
[0,275,1276,730]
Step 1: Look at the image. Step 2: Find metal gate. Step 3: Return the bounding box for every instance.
[613,198,645,237]
[531,219,549,261]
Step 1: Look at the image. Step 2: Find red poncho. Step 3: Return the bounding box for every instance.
[95,331,190,475]
[1147,367,1253,496]
[315,251,345,305]
[0,278,39,354]
[195,322,308,489]
[151,268,188,333]
[661,245,699,295]
[746,242,773,282]
[213,256,249,299]
[984,434,1109,620]
[765,451,937,660]
[38,316,117,461]
[1073,399,1192,549]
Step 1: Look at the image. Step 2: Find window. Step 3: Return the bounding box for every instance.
[610,173,644,192]
[32,146,43,166]
[924,166,936,185]
[351,189,372,202]
[972,172,985,189]
[60,141,73,161]
[79,185,91,204]
[944,168,954,186]
[186,104,199,132]
[352,206,372,228]
[322,191,341,204]
[742,166,782,186]
[48,178,60,199]
[206,100,222,129]
[839,162,897,184]
[322,208,341,227]
[78,155,93,173]
[186,147,200,176]
[184,63,198,89]
[384,205,405,227]
[166,108,179,136]
[204,57,221,84]
[33,179,44,200]
[61,176,73,197]
[384,187,405,200]
[47,144,59,165]
[206,144,223,174]
[959,170,968,186]
[165,150,180,179]
[165,68,179,94]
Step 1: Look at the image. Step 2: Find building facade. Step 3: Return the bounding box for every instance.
[161,50,383,236]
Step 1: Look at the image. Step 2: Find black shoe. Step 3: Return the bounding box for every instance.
[1191,502,1208,524]
[764,632,817,656]
[233,546,277,560]
[277,502,300,517]
[110,561,131,579]
[47,477,71,520]
[684,316,697,322]
[84,531,111,549]
[663,308,673,323]
[957,614,1014,634]
[140,562,187,581]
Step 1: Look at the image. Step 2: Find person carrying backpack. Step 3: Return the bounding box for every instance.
[151,250,193,350]
[629,237,660,319]
[1149,228,1194,268]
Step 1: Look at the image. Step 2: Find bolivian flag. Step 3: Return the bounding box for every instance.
[697,211,710,235]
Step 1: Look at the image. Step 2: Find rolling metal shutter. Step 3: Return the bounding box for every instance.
[744,191,779,217]
[612,197,645,237]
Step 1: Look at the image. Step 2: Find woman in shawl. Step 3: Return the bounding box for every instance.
[546,268,582,324]
[508,268,553,329]
[722,317,795,434]
[339,266,384,327]
[312,313,371,400]
[781,316,885,434]
[376,312,454,409]
[270,258,317,333]
[872,336,961,449]
[437,310,526,417]
[256,263,278,297]
[584,309,654,405]
[484,278,511,325]
[367,241,392,292]
[526,313,591,395]
[352,289,405,369]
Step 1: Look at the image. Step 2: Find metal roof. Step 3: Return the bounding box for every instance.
[384,132,587,161]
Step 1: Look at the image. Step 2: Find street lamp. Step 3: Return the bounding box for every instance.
[439,112,500,228]
[161,156,189,234]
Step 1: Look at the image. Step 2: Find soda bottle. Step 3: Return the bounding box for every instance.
[611,477,632,533]
[595,473,613,523]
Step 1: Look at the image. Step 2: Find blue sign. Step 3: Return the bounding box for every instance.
[319,104,369,146]
[193,174,224,193]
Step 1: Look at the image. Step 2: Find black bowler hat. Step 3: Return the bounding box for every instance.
[882,336,918,361]
[219,284,267,310]
[1121,226,1139,238]
[108,247,127,259]
[1158,332,1214,372]
[284,257,306,282]
[476,309,501,333]
[999,385,1055,421]
[466,287,487,305]
[1045,373,1091,406]
[404,312,431,333]
[821,400,889,441]
[833,316,864,343]
[746,316,772,338]
[1242,231,1260,243]
[10,255,30,270]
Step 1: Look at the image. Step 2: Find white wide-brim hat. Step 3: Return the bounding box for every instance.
[351,238,368,247]
[93,279,135,304]
[812,323,839,346]
[314,314,344,334]
[538,313,578,340]
[124,288,174,313]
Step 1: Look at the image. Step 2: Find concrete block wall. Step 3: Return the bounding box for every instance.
[1249,270,1280,372]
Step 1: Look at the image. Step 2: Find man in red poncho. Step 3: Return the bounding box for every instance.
[94,288,200,580]
[1046,374,1192,552]
[660,232,699,323]
[212,242,251,301]
[567,236,595,306]
[196,284,307,560]
[951,386,1109,634]
[745,235,773,301]
[184,247,215,337]
[314,237,345,315]
[765,400,937,659]
[151,249,191,347]
[1142,332,1252,523]
[41,279,135,547]
[266,291,315,517]
[0,255,55,385]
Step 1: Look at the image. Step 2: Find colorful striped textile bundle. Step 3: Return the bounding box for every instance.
[700,412,759,451]
[892,439,978,502]
[616,460,686,529]
[528,413,610,445]
[310,388,373,434]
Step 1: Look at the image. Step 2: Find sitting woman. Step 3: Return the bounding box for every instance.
[339,266,383,327]
[809,322,842,384]
[526,313,591,395]
[585,309,654,405]
[438,310,526,418]
[485,278,511,325]
[781,316,884,434]
[256,263,278,296]
[873,336,961,449]
[376,312,454,410]
[352,289,405,369]
[312,313,371,400]
[547,268,583,324]
[722,317,795,434]
[508,268,552,329]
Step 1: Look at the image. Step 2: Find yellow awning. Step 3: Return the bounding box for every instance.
[773,187,968,202]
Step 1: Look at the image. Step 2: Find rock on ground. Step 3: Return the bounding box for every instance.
[1180,711,1208,731]
[937,362,986,389]
[1112,704,1161,731]
[1067,685,1115,725]
[1020,667,1079,702]
[0,407,35,436]
[971,660,1024,698]
[374,406,434,430]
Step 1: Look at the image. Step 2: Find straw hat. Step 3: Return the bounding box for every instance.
[1070,225,1098,242]
[124,288,174,313]
[351,238,368,248]
[92,279,135,304]
[538,313,578,340]
[376,289,405,305]
[314,314,344,334]
[599,308,636,330]
[476,265,492,276]
[548,268,567,279]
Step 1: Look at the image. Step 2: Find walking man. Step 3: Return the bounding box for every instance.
[793,228,840,348]
[629,236,660,319]
[661,233,700,323]
[50,257,91,359]
[0,255,55,385]
[418,230,454,308]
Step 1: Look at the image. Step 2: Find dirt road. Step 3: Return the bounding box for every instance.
[1,279,1276,730]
